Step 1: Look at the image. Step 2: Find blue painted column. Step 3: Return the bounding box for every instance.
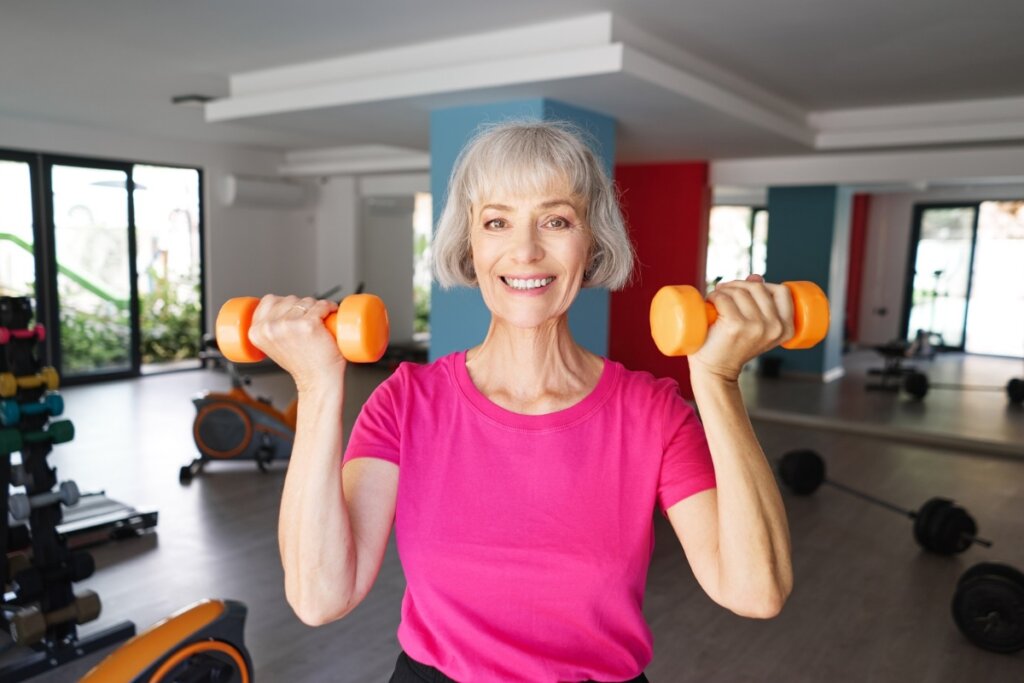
[762,186,850,380]
[428,99,616,361]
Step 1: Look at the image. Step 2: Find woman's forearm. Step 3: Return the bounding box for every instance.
[277,381,358,625]
[691,370,793,617]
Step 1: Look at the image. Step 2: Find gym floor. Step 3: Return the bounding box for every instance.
[1,350,1021,682]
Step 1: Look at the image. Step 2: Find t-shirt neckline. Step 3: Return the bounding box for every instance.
[451,349,618,431]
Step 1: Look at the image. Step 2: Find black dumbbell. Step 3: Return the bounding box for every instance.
[777,449,992,555]
[952,562,1024,653]
[4,552,95,603]
[904,371,1024,405]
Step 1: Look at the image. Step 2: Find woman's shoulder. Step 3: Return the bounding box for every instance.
[610,359,684,401]
[376,352,459,393]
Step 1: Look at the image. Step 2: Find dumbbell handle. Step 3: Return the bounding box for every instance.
[824,479,992,548]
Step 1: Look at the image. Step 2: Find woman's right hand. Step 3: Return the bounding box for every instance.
[246,295,345,393]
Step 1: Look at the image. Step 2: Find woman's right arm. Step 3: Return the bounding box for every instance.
[246,294,398,626]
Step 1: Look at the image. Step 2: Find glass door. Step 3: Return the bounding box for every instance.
[0,155,40,303]
[46,160,138,380]
[965,201,1024,357]
[903,205,978,350]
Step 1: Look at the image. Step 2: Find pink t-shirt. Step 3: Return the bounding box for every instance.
[343,351,716,682]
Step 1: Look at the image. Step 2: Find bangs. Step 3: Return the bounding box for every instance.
[460,125,592,210]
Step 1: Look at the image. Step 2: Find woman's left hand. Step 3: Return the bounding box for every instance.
[688,274,795,382]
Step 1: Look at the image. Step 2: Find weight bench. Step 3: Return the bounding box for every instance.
[866,341,916,392]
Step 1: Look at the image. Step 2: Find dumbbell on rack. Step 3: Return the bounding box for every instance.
[8,480,80,521]
[5,591,102,646]
[0,419,74,455]
[0,394,64,426]
[903,371,1024,405]
[777,449,991,555]
[650,280,830,357]
[4,552,95,603]
[0,367,60,398]
[952,562,1024,654]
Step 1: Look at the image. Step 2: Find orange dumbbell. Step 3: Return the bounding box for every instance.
[216,294,390,364]
[650,280,830,357]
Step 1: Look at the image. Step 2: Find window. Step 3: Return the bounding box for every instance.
[706,206,768,290]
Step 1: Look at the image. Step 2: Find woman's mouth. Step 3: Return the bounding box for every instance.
[500,276,555,293]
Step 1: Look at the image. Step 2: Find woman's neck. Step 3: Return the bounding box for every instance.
[465,316,604,414]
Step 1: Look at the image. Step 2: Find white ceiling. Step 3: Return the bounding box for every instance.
[2,1,1023,159]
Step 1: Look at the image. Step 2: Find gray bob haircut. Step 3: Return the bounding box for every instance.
[432,120,635,290]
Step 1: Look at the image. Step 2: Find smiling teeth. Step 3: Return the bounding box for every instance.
[504,277,554,290]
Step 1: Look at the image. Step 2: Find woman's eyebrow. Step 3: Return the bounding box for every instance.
[479,199,576,212]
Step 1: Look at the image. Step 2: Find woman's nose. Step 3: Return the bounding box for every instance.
[511,226,544,263]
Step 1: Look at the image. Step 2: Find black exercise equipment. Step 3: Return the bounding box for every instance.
[952,562,1024,654]
[81,598,254,683]
[902,370,1024,405]
[776,449,992,556]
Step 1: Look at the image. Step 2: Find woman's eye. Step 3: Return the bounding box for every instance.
[547,217,570,229]
[485,218,506,229]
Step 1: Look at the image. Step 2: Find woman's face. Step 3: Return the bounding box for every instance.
[469,177,591,330]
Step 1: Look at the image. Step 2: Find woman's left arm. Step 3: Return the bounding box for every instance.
[665,276,797,618]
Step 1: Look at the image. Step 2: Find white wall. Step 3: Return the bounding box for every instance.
[0,113,316,331]
[311,172,429,340]
[858,183,1024,345]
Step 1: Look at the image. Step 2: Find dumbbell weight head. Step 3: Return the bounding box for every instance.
[1008,378,1024,405]
[777,449,826,495]
[0,373,15,398]
[8,606,46,646]
[952,562,1024,653]
[903,371,929,399]
[0,399,18,426]
[0,428,23,455]
[913,497,977,555]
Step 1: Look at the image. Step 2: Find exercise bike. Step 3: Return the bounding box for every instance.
[181,342,297,483]
[181,287,348,484]
[81,598,254,682]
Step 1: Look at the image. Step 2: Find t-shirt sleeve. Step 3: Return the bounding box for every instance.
[656,382,717,514]
[342,365,404,467]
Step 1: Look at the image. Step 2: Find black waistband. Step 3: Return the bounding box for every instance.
[390,651,650,683]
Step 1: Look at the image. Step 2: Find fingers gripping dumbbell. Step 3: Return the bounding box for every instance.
[7,590,101,646]
[650,280,830,356]
[8,480,80,521]
[216,294,390,364]
[777,449,992,556]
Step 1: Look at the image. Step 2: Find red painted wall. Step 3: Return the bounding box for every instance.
[845,193,871,343]
[610,162,710,398]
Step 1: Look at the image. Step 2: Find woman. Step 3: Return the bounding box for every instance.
[257,121,794,682]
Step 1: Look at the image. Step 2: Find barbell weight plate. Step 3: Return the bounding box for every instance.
[903,371,929,399]
[913,497,951,553]
[952,573,1024,653]
[1007,378,1024,405]
[777,449,826,495]
[957,562,1024,590]
[933,505,977,555]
